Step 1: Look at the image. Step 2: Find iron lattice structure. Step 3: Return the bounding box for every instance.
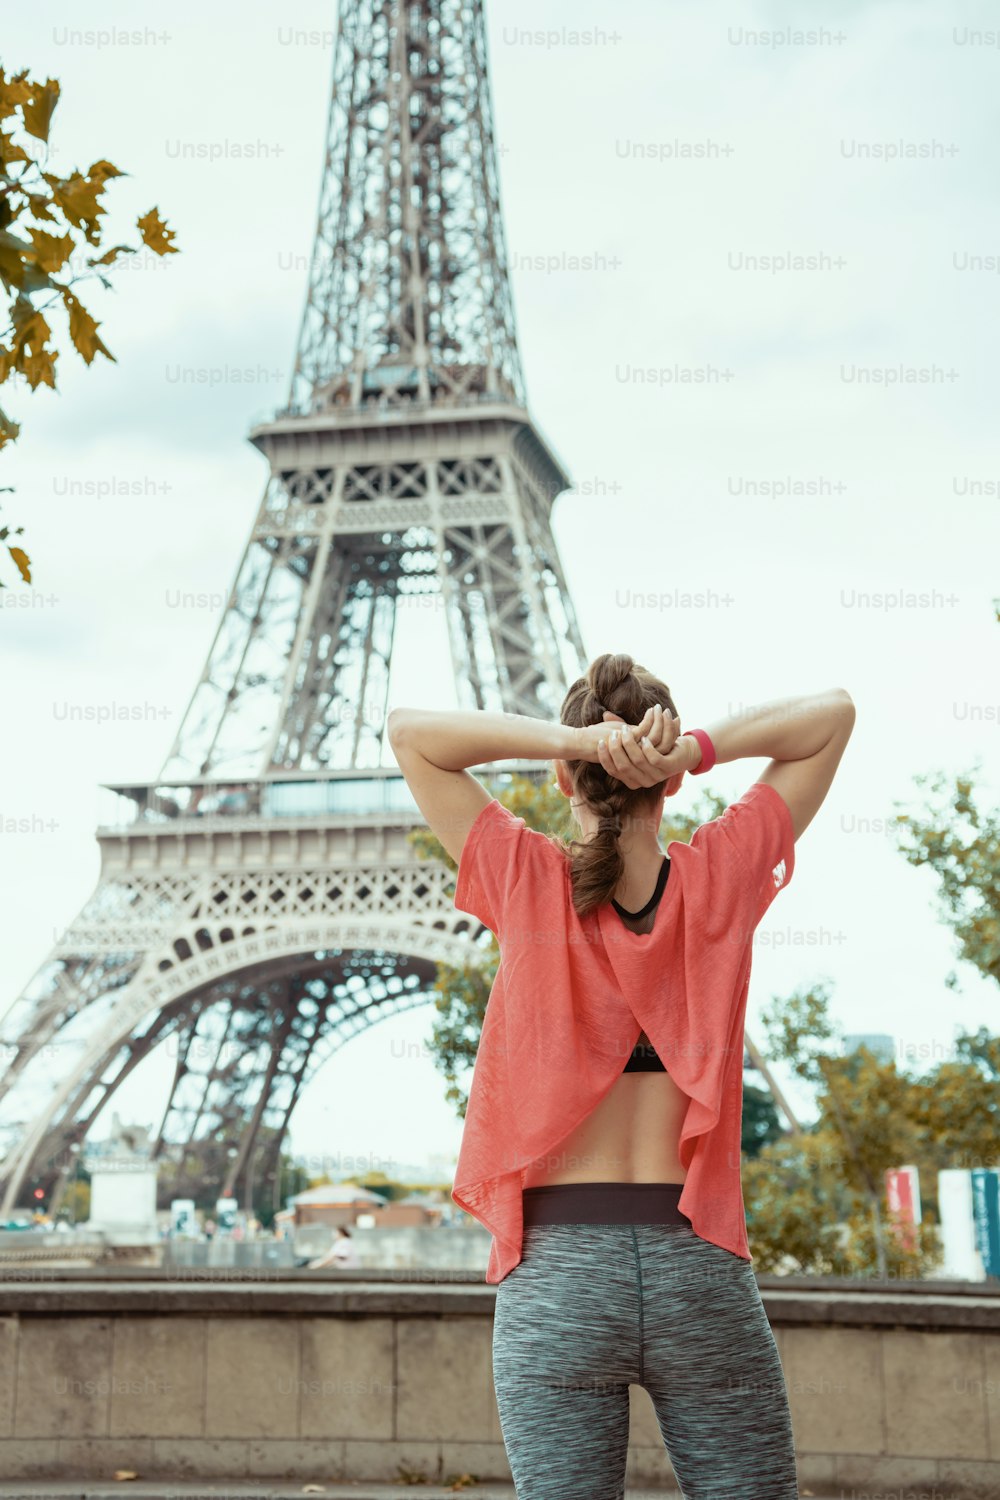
[289,0,526,416]
[0,0,590,1217]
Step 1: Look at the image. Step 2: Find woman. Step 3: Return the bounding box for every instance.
[388,653,855,1500]
[307,1225,359,1270]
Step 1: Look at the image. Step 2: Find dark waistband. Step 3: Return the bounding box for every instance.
[521,1181,690,1227]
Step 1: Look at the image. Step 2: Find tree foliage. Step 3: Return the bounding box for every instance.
[0,66,179,583]
[893,769,1000,996]
[740,1081,784,1159]
[890,597,1000,994]
[744,984,999,1277]
[748,601,1000,1276]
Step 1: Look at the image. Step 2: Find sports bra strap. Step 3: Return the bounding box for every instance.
[610,854,669,920]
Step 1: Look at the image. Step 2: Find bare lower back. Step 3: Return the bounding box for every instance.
[520,1062,690,1189]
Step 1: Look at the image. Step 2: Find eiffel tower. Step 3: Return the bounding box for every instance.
[2,3,803,1219]
[0,0,591,1217]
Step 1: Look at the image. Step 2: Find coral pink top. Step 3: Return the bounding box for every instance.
[451,779,795,1284]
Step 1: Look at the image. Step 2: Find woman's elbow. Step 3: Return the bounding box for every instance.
[831,688,856,730]
[386,707,413,746]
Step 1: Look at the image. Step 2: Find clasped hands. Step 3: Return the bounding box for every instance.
[571,704,699,792]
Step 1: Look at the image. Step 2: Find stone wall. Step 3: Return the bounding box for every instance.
[0,1272,996,1496]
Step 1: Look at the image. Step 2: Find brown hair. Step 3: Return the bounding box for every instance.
[557,652,679,919]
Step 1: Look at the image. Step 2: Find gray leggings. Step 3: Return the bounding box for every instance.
[492,1219,799,1499]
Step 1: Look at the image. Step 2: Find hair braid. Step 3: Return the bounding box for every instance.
[557,651,680,918]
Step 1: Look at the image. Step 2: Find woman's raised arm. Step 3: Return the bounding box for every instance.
[686,688,855,842]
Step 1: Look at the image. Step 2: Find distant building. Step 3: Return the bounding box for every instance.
[368,1190,447,1229]
[842,1033,895,1065]
[289,1183,388,1230]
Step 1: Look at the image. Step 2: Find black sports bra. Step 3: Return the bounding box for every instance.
[613,855,670,1074]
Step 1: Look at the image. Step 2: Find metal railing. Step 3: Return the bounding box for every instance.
[97,762,549,831]
[248,385,524,432]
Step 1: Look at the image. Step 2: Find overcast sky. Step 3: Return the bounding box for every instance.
[2,0,998,1185]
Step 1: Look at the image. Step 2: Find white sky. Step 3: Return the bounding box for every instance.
[1,0,998,1186]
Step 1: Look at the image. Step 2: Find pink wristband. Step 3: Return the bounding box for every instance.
[686,728,716,775]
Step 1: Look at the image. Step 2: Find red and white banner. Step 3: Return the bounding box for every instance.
[885,1164,921,1252]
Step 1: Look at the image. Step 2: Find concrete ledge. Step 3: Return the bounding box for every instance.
[0,1275,996,1496]
[0,1272,998,1333]
[3,1266,996,1288]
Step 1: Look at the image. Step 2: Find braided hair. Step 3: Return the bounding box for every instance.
[557,652,679,919]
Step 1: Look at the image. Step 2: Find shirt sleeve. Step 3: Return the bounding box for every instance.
[453,797,534,938]
[693,779,796,928]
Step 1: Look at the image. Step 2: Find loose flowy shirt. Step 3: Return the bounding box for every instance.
[451,779,796,1284]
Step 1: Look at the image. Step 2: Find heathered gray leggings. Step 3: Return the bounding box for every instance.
[492,1219,798,1499]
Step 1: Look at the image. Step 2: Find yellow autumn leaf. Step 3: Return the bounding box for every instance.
[0,231,28,293]
[24,191,56,223]
[43,171,107,240]
[62,290,114,366]
[0,68,33,119]
[27,227,75,274]
[88,158,125,183]
[3,300,58,387]
[0,132,30,167]
[136,207,179,256]
[0,407,20,447]
[19,348,58,389]
[88,244,132,268]
[21,77,60,142]
[7,545,30,583]
[10,297,50,338]
[0,69,178,465]
[18,263,58,298]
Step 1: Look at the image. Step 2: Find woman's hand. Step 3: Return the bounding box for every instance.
[572,705,696,791]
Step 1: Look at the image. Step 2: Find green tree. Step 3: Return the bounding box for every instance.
[0,66,179,582]
[743,984,1000,1278]
[410,770,727,1116]
[743,1131,856,1275]
[757,983,937,1278]
[894,769,1000,996]
[891,597,1000,994]
[741,1081,783,1158]
[61,1176,90,1225]
[907,1027,1000,1178]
